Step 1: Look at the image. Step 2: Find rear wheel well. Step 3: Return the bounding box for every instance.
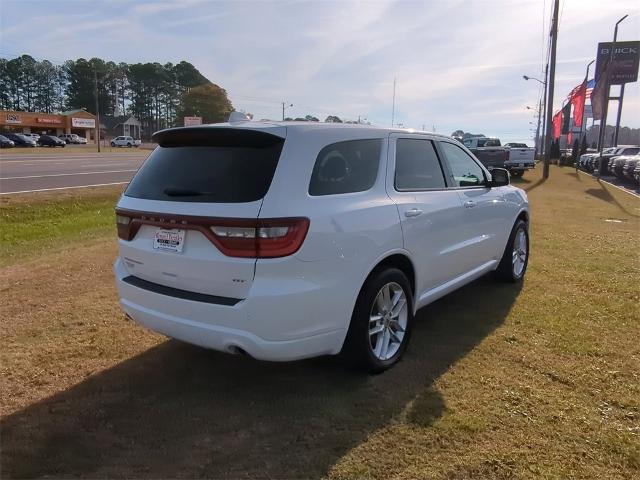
[517,210,529,225]
[366,254,415,298]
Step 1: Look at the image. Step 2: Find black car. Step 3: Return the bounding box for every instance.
[37,135,66,147]
[2,132,37,147]
[0,134,15,148]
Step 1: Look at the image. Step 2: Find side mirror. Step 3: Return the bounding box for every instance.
[490,168,510,187]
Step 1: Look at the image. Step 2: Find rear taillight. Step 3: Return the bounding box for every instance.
[115,209,309,258]
[209,218,309,258]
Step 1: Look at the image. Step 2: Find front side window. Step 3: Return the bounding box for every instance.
[395,138,446,190]
[309,139,381,196]
[439,142,486,188]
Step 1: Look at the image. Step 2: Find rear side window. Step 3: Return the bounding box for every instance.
[395,139,446,190]
[125,129,284,203]
[309,139,381,196]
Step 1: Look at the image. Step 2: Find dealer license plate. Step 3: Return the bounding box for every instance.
[153,228,185,253]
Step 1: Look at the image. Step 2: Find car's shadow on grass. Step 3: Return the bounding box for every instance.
[2,277,521,479]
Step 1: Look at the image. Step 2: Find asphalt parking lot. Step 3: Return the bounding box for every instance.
[0,150,148,194]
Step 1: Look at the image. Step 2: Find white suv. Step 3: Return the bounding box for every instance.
[114,121,529,371]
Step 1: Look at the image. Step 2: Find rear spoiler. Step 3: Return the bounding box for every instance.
[151,126,285,148]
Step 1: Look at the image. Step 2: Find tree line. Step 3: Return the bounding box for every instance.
[0,54,233,138]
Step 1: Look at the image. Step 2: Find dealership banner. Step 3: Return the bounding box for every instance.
[72,117,96,128]
[594,40,640,85]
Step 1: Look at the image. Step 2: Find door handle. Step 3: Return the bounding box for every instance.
[404,208,423,217]
[464,200,477,208]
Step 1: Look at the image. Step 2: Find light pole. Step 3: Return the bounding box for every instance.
[523,69,548,158]
[526,103,542,156]
[597,14,628,155]
[612,15,628,147]
[94,68,100,153]
[281,102,293,121]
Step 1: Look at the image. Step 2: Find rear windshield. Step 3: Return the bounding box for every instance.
[125,129,284,203]
[477,138,501,147]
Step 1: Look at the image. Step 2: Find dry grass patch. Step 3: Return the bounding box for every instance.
[0,166,638,479]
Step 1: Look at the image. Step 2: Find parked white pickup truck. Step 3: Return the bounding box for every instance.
[503,143,535,177]
[111,136,141,148]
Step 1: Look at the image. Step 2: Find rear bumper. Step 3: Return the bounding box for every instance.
[504,162,535,171]
[114,258,346,361]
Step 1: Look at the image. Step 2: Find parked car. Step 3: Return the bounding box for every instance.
[76,136,88,144]
[0,134,15,148]
[609,156,628,177]
[622,155,640,182]
[594,146,640,175]
[503,143,535,177]
[634,162,640,184]
[114,121,530,372]
[23,133,40,142]
[2,132,36,147]
[37,135,66,147]
[59,133,83,144]
[111,135,141,147]
[462,137,510,170]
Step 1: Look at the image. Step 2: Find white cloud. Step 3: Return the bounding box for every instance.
[2,0,639,141]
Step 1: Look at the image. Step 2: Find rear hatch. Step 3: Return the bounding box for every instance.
[116,126,286,300]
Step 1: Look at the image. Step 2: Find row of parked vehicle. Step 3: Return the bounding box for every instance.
[577,145,640,185]
[0,132,89,148]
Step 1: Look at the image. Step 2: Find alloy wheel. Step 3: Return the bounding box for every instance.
[512,228,527,278]
[369,282,408,361]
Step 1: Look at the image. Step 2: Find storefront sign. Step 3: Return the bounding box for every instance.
[595,40,640,85]
[5,113,21,124]
[184,116,202,126]
[72,117,96,128]
[37,117,63,124]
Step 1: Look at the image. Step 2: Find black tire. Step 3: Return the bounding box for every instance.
[342,268,414,373]
[127,143,132,148]
[510,170,523,178]
[111,142,116,147]
[494,219,529,283]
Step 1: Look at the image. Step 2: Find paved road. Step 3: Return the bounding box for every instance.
[0,151,149,194]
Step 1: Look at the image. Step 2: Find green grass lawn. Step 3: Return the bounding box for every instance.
[0,187,122,266]
[0,166,639,479]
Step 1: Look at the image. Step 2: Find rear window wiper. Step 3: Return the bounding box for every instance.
[163,187,212,197]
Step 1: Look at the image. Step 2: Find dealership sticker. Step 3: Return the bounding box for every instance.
[153,228,185,253]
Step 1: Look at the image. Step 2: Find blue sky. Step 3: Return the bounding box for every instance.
[1,0,639,143]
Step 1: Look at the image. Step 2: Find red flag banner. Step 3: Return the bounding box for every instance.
[568,131,573,145]
[552,111,562,139]
[570,80,587,128]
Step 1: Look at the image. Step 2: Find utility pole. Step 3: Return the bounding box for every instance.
[542,0,559,179]
[540,63,548,156]
[534,97,542,156]
[94,68,101,153]
[391,77,396,127]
